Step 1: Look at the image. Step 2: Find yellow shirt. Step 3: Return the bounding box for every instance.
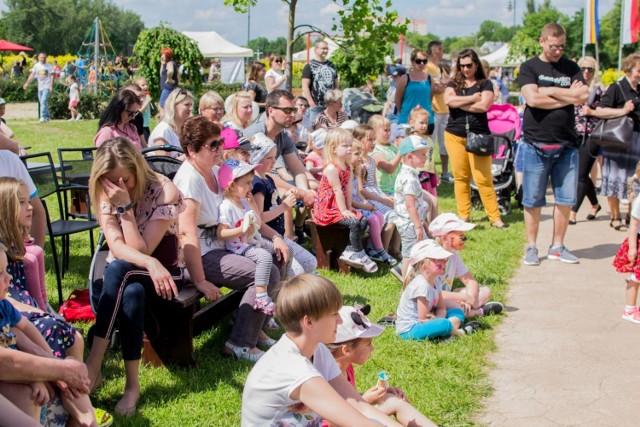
[417,135,436,173]
[426,61,449,114]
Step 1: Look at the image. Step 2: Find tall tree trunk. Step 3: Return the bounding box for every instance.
[286,0,297,91]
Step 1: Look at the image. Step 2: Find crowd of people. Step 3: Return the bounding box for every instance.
[2,19,640,426]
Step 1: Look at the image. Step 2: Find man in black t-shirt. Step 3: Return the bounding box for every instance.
[301,40,338,125]
[518,23,588,266]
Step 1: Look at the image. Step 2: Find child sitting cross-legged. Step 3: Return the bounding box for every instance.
[326,305,437,427]
[241,274,401,426]
[396,240,481,341]
[428,213,503,318]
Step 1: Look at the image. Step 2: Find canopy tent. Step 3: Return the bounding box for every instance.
[291,38,340,62]
[183,31,253,84]
[0,40,33,51]
[480,44,525,68]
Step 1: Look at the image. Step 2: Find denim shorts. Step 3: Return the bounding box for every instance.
[521,141,578,208]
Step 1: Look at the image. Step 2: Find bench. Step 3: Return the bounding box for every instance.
[89,240,243,367]
[306,220,352,274]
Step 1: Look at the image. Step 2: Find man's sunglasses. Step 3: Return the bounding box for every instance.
[271,106,297,114]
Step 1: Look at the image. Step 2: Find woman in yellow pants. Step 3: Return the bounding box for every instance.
[443,49,507,228]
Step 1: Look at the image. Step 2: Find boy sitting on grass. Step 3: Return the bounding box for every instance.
[241,274,401,426]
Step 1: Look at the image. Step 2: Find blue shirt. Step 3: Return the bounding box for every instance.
[0,299,21,349]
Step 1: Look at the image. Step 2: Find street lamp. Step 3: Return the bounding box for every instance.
[507,0,516,38]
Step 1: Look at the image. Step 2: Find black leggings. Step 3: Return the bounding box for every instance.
[572,141,600,213]
[337,216,368,252]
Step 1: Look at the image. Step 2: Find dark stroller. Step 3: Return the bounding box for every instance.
[343,88,384,124]
[470,104,521,216]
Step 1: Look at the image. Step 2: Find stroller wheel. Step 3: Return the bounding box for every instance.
[471,196,482,211]
[499,199,511,216]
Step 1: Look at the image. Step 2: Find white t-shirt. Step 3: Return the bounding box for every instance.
[395,274,443,334]
[32,62,54,90]
[149,121,181,152]
[172,161,225,254]
[241,334,341,426]
[265,68,286,92]
[632,196,640,226]
[0,150,38,198]
[218,198,252,254]
[441,250,469,292]
[69,82,79,102]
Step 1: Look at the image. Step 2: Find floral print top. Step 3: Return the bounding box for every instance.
[574,86,603,136]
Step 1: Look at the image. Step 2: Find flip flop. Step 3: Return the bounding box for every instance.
[95,408,113,427]
[378,315,396,327]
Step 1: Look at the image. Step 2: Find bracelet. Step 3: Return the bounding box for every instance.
[272,233,284,242]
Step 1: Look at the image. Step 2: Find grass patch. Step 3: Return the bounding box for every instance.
[12,118,525,426]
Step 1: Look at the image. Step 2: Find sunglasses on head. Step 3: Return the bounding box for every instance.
[202,138,224,152]
[271,106,297,114]
[125,109,139,118]
[173,88,188,102]
[459,63,474,69]
[581,67,594,73]
[274,59,282,63]
[414,59,428,65]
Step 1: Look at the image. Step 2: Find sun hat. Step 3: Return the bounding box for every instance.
[333,305,384,344]
[390,123,412,141]
[221,127,254,151]
[218,158,262,190]
[249,133,276,165]
[340,120,359,131]
[399,135,429,155]
[310,128,327,149]
[428,213,476,237]
[408,239,452,267]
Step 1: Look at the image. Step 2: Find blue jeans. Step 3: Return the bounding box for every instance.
[398,308,465,340]
[93,260,183,360]
[38,88,50,121]
[521,141,578,208]
[306,105,325,126]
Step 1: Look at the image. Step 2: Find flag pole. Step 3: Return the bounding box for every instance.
[582,4,587,58]
[619,0,624,70]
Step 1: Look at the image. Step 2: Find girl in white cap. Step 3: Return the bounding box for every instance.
[327,305,437,426]
[428,213,503,318]
[395,240,480,340]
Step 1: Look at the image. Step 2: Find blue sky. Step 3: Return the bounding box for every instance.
[111,0,615,46]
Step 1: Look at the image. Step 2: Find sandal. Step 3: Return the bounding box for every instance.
[491,221,509,229]
[361,255,379,274]
[586,204,601,220]
[338,250,365,268]
[610,217,626,231]
[378,315,396,327]
[257,336,277,348]
[224,340,264,363]
[95,408,113,427]
[462,321,482,335]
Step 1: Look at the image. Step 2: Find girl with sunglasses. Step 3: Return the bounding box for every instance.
[428,213,503,319]
[394,49,435,128]
[265,55,287,93]
[94,89,142,149]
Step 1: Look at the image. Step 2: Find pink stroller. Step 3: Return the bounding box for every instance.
[470,103,521,215]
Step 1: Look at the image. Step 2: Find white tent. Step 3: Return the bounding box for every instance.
[183,31,253,84]
[291,38,340,62]
[480,44,525,68]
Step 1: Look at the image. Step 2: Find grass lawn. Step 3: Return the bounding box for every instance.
[12,118,526,426]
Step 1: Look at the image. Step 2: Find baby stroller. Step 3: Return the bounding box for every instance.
[342,88,384,124]
[470,103,521,216]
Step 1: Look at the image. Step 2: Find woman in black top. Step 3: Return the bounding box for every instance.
[443,49,507,228]
[595,53,640,230]
[245,62,267,107]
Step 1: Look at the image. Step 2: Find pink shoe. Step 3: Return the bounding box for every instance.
[622,307,640,324]
[254,296,276,315]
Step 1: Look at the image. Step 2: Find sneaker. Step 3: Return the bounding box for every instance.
[38,118,47,123]
[547,245,579,264]
[379,250,399,267]
[440,172,454,183]
[622,307,640,324]
[523,247,540,266]
[390,264,403,282]
[254,296,276,315]
[264,318,280,330]
[481,301,504,316]
[76,113,83,121]
[462,321,482,335]
[67,117,75,121]
[367,248,385,262]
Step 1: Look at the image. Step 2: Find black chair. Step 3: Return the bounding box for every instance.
[21,151,99,305]
[57,147,96,221]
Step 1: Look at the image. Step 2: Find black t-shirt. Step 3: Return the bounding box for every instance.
[251,174,285,235]
[599,78,640,132]
[301,59,338,107]
[132,112,144,135]
[445,79,494,137]
[518,56,584,146]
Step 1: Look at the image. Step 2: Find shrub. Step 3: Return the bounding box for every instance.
[47,92,107,120]
[0,78,38,102]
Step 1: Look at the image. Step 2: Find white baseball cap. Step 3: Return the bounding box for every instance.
[333,305,384,344]
[408,239,452,267]
[428,213,476,237]
[340,120,359,131]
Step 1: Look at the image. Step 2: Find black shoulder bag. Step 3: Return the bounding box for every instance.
[589,81,634,151]
[463,87,494,156]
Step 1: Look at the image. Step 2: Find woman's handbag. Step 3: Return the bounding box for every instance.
[151,234,179,269]
[465,112,494,156]
[589,82,634,150]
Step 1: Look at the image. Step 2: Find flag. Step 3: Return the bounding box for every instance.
[622,0,640,45]
[583,0,599,44]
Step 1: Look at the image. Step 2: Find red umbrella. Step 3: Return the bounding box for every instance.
[0,40,33,51]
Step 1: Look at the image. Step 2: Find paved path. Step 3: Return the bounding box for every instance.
[480,196,639,426]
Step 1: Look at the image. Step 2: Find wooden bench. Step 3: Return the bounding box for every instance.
[89,240,243,368]
[306,220,352,274]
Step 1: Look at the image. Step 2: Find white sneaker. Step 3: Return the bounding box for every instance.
[76,114,83,121]
[67,117,75,121]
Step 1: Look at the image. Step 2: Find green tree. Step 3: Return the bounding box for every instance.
[330,0,407,87]
[1,0,143,55]
[477,20,513,42]
[405,32,441,51]
[132,24,204,98]
[509,2,566,60]
[247,37,271,56]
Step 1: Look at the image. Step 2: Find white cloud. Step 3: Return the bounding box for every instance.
[320,3,341,16]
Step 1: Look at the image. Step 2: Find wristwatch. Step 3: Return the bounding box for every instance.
[116,202,134,215]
